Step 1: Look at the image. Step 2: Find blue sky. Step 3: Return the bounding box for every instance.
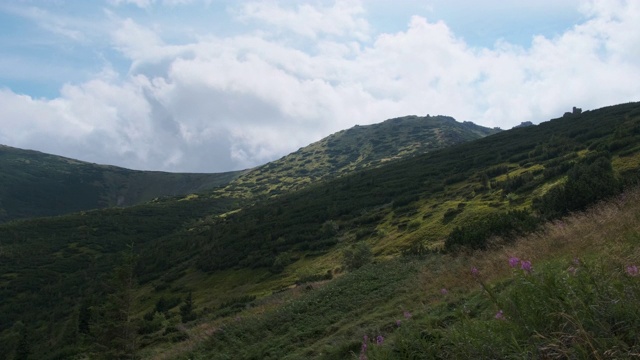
[0,0,639,172]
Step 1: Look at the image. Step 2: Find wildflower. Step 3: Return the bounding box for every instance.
[403,311,412,319]
[440,288,449,295]
[508,257,520,268]
[396,320,401,327]
[471,267,479,276]
[572,257,580,266]
[626,265,639,277]
[376,335,384,345]
[520,260,532,274]
[495,310,505,320]
[359,335,368,360]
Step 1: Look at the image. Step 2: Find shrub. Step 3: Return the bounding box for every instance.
[534,156,621,219]
[444,210,540,251]
[342,243,372,271]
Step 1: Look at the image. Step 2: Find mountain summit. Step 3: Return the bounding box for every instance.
[226,115,500,196]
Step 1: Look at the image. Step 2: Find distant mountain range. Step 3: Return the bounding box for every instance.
[0,145,243,222]
[0,115,499,222]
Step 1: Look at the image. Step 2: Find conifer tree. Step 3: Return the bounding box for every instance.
[180,291,196,323]
[92,244,138,359]
[15,324,30,360]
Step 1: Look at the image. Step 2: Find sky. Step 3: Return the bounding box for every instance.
[0,0,639,173]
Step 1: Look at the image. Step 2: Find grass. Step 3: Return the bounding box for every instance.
[366,188,640,359]
[219,115,498,198]
[167,187,640,360]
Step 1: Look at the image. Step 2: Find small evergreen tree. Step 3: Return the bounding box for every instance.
[15,324,30,360]
[92,245,138,359]
[78,297,92,337]
[180,292,197,323]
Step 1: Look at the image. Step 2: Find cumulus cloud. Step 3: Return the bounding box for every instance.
[1,0,639,172]
[238,1,371,40]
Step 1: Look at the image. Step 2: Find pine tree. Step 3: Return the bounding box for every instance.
[180,291,196,323]
[92,244,138,359]
[15,324,30,360]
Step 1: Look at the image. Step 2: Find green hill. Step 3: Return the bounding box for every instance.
[0,145,244,222]
[0,116,497,222]
[224,115,500,197]
[1,102,640,359]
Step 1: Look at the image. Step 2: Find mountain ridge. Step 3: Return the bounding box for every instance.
[0,144,244,223]
[0,115,498,221]
[224,115,500,196]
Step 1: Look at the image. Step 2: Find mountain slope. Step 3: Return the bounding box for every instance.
[0,116,497,221]
[2,102,640,359]
[0,145,244,222]
[224,115,500,196]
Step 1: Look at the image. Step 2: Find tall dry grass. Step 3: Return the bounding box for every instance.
[419,186,640,302]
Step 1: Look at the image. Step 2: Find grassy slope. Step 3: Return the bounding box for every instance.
[2,102,640,358]
[223,115,500,197]
[0,144,244,222]
[185,185,640,360]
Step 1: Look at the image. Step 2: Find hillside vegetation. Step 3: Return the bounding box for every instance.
[1,102,640,359]
[223,115,500,197]
[188,185,640,360]
[0,145,244,223]
[0,116,497,222]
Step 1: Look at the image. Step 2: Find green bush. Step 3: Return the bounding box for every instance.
[444,210,540,251]
[534,156,621,219]
[342,243,373,271]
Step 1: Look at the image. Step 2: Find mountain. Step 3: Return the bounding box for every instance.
[1,102,640,359]
[224,115,500,196]
[0,145,244,223]
[0,115,497,222]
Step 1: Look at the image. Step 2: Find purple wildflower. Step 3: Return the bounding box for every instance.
[626,265,639,277]
[440,288,449,295]
[495,310,505,320]
[359,335,368,360]
[572,257,581,266]
[471,267,479,276]
[520,260,533,274]
[376,335,384,345]
[508,257,520,268]
[404,311,412,319]
[396,320,401,327]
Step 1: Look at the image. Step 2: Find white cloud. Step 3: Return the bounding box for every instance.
[3,4,86,41]
[1,0,639,172]
[108,0,196,8]
[237,0,371,40]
